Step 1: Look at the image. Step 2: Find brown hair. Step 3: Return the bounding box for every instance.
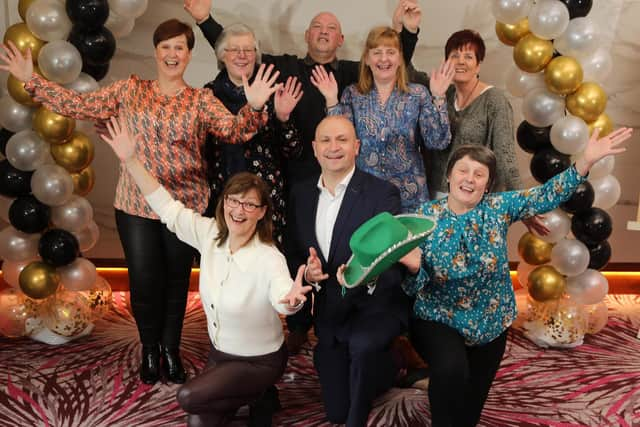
[214,172,274,246]
[153,19,195,50]
[356,26,408,94]
[445,29,485,63]
[446,145,497,192]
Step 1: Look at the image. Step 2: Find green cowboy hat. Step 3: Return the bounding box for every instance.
[342,212,436,288]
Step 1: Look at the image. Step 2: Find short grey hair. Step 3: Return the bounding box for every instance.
[214,23,262,70]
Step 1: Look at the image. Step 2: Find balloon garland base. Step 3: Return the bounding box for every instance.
[30,323,94,345]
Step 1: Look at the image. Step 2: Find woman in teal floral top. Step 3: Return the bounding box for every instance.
[403,127,632,427]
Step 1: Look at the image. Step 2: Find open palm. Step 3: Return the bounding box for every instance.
[0,41,33,82]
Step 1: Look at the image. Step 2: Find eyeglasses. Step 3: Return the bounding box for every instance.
[224,196,263,212]
[223,47,257,56]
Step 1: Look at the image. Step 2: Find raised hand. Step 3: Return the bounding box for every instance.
[310,65,338,107]
[274,76,303,122]
[576,127,633,175]
[0,41,34,83]
[305,247,328,283]
[99,116,138,162]
[401,0,421,33]
[522,215,550,236]
[183,0,211,23]
[243,63,281,111]
[280,265,313,308]
[336,264,347,287]
[429,59,455,98]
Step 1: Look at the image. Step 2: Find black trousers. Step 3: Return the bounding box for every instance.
[411,319,508,427]
[177,344,287,427]
[314,312,404,427]
[115,209,195,348]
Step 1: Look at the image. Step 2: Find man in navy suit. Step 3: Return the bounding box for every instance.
[284,116,413,427]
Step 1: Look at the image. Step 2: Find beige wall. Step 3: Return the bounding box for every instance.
[2,0,639,262]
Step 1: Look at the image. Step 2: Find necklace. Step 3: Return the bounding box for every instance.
[456,78,480,110]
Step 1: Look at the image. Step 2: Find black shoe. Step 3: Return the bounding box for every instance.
[395,367,430,389]
[160,345,187,384]
[140,344,160,385]
[248,385,281,427]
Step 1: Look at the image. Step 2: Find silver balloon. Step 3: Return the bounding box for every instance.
[37,40,82,85]
[5,130,49,171]
[505,64,546,98]
[554,17,598,58]
[588,155,615,180]
[590,174,621,209]
[491,0,532,24]
[25,0,72,42]
[0,96,35,132]
[105,9,135,38]
[522,87,565,128]
[566,269,608,305]
[63,73,99,94]
[58,257,97,291]
[0,226,40,261]
[72,220,100,253]
[576,48,613,82]
[550,115,589,155]
[31,163,74,206]
[550,238,590,277]
[532,208,571,243]
[108,0,149,19]
[51,195,93,232]
[528,0,570,40]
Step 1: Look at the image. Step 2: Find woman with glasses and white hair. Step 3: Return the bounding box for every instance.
[203,23,304,247]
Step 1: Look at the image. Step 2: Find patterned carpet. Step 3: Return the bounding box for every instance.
[1,292,639,427]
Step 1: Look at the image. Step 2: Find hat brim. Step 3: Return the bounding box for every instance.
[342,214,436,288]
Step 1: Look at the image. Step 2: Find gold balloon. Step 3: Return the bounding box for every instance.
[3,23,45,62]
[544,56,583,95]
[587,113,613,137]
[496,18,530,47]
[517,232,553,265]
[19,261,60,300]
[7,65,41,107]
[71,166,96,196]
[33,106,76,144]
[513,34,554,73]
[527,265,566,302]
[51,132,95,173]
[566,82,607,122]
[18,0,38,21]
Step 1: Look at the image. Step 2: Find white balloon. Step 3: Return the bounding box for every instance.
[63,73,99,94]
[553,17,598,58]
[72,220,100,253]
[0,96,35,132]
[105,10,135,38]
[506,65,546,98]
[576,48,613,82]
[551,238,590,277]
[491,0,532,24]
[30,164,74,206]
[528,0,570,40]
[25,0,72,42]
[58,257,97,291]
[108,0,149,19]
[532,208,571,243]
[51,195,94,232]
[550,115,589,155]
[590,174,621,209]
[566,269,608,305]
[588,155,615,180]
[0,226,40,261]
[37,40,82,85]
[5,130,49,171]
[522,87,565,128]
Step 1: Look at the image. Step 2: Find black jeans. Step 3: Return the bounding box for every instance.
[411,319,508,427]
[115,209,195,348]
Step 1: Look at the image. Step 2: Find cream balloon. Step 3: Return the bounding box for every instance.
[63,73,99,94]
[588,155,615,180]
[522,88,565,128]
[550,238,590,277]
[105,9,135,38]
[576,48,613,83]
[37,40,82,85]
[0,226,40,261]
[553,17,598,58]
[528,0,570,40]
[51,195,93,232]
[58,257,97,291]
[590,174,621,210]
[505,65,545,98]
[491,0,532,24]
[30,163,74,206]
[25,0,72,42]
[0,195,13,223]
[2,258,36,288]
[532,208,571,243]
[550,115,589,155]
[71,220,100,252]
[0,96,35,132]
[566,269,608,305]
[108,0,149,19]
[5,130,50,171]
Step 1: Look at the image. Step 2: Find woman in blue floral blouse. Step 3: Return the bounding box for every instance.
[402,127,632,427]
[310,26,454,212]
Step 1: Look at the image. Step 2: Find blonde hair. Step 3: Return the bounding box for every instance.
[356,26,409,94]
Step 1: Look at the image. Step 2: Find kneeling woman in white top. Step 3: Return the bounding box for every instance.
[100,117,311,427]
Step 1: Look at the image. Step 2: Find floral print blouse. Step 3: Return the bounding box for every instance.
[328,83,450,212]
[403,166,586,345]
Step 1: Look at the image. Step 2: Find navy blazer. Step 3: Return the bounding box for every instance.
[284,169,410,340]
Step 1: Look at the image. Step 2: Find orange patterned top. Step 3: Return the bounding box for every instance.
[25,74,267,219]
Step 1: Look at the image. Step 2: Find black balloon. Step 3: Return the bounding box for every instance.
[65,0,109,29]
[587,240,611,270]
[0,160,33,198]
[530,148,570,183]
[9,195,51,234]
[517,121,552,154]
[561,181,594,214]
[1,128,14,157]
[38,228,80,267]
[559,0,593,19]
[82,61,110,81]
[571,208,612,246]
[68,26,116,66]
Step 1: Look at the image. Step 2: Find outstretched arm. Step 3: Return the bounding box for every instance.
[184,0,223,51]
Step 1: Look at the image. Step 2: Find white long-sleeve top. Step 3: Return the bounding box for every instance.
[146,186,300,356]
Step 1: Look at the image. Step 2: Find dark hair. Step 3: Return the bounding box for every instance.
[445,29,485,63]
[214,172,274,247]
[446,145,497,192]
[357,26,408,94]
[153,19,195,50]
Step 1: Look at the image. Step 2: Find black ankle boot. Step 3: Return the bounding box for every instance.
[249,385,281,427]
[160,345,187,384]
[140,344,160,385]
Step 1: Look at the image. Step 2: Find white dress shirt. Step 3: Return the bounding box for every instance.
[146,186,300,356]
